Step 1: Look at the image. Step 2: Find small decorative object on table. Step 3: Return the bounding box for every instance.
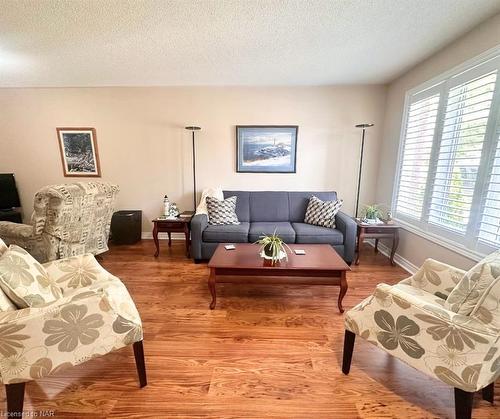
[360,203,383,224]
[255,230,291,264]
[169,202,180,218]
[163,195,170,216]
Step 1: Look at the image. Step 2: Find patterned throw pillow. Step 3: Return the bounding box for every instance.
[445,249,500,315]
[206,196,240,226]
[304,196,343,228]
[0,245,63,308]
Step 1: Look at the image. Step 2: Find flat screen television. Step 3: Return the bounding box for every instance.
[0,174,21,209]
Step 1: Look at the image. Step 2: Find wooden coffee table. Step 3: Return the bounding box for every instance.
[207,243,350,313]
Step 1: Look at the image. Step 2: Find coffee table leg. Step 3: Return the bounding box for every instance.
[338,271,348,313]
[208,268,217,310]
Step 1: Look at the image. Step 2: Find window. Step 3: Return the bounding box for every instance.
[394,50,500,257]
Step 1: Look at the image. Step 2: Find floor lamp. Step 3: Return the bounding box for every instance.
[354,123,374,218]
[185,126,201,211]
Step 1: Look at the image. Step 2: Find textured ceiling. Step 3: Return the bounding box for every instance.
[0,0,499,87]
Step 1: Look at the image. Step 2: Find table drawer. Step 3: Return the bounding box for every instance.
[156,222,185,231]
[365,227,393,234]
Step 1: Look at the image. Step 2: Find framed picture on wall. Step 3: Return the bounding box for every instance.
[56,127,101,177]
[236,125,298,173]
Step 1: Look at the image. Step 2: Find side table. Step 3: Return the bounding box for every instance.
[354,219,400,266]
[152,212,193,258]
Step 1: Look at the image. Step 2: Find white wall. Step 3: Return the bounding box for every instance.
[0,85,386,232]
[376,13,500,270]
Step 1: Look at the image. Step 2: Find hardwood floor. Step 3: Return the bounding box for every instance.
[1,240,498,418]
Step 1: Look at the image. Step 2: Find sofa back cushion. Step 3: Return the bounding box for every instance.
[249,191,290,222]
[445,250,500,316]
[289,191,337,222]
[223,191,250,222]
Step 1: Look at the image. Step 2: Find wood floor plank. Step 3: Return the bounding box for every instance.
[1,240,497,418]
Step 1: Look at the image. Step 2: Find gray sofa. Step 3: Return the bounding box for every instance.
[191,191,357,264]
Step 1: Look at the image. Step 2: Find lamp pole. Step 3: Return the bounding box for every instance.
[185,126,201,211]
[354,123,374,218]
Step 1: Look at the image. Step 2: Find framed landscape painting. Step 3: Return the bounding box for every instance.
[236,125,298,173]
[57,128,101,177]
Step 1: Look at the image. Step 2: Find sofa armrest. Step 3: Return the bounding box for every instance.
[335,211,356,263]
[190,214,208,260]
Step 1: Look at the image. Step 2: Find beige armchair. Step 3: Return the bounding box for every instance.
[343,251,500,419]
[0,242,146,416]
[0,182,119,263]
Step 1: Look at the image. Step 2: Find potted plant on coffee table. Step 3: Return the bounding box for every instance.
[255,230,291,264]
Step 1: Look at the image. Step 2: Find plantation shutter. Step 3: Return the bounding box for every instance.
[395,92,440,219]
[428,70,498,233]
[479,129,500,246]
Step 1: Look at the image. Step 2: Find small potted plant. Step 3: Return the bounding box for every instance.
[255,230,291,264]
[361,204,383,224]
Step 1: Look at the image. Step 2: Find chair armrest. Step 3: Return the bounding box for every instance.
[400,258,465,298]
[335,211,356,263]
[0,221,35,239]
[43,253,112,295]
[345,283,498,392]
[190,214,208,260]
[0,290,142,384]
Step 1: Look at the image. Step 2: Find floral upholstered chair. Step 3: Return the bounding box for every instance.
[0,238,146,416]
[0,181,119,263]
[342,251,500,419]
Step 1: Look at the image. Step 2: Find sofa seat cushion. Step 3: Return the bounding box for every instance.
[203,222,250,243]
[292,222,343,245]
[249,222,296,243]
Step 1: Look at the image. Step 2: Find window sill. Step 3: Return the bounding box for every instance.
[393,218,486,263]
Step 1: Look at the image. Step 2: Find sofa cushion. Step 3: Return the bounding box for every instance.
[292,222,344,245]
[203,222,250,243]
[223,191,250,222]
[0,245,63,308]
[249,222,295,243]
[288,191,338,222]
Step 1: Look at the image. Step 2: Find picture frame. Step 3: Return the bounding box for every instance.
[236,125,298,173]
[56,127,101,177]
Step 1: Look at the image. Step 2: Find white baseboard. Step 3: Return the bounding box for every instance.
[365,239,418,274]
[141,232,185,240]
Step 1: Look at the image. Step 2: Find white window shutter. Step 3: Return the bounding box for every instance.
[428,70,498,233]
[395,93,440,219]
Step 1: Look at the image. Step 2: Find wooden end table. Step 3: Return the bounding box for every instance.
[207,243,350,313]
[152,212,193,258]
[354,219,399,266]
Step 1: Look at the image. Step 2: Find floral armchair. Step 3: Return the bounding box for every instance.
[0,239,146,416]
[0,182,119,263]
[343,251,500,419]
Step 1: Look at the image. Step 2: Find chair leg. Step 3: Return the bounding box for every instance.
[342,330,356,375]
[454,387,474,419]
[133,340,147,388]
[482,382,494,403]
[5,382,25,417]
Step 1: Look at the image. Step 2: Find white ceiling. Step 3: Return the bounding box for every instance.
[1,0,499,87]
